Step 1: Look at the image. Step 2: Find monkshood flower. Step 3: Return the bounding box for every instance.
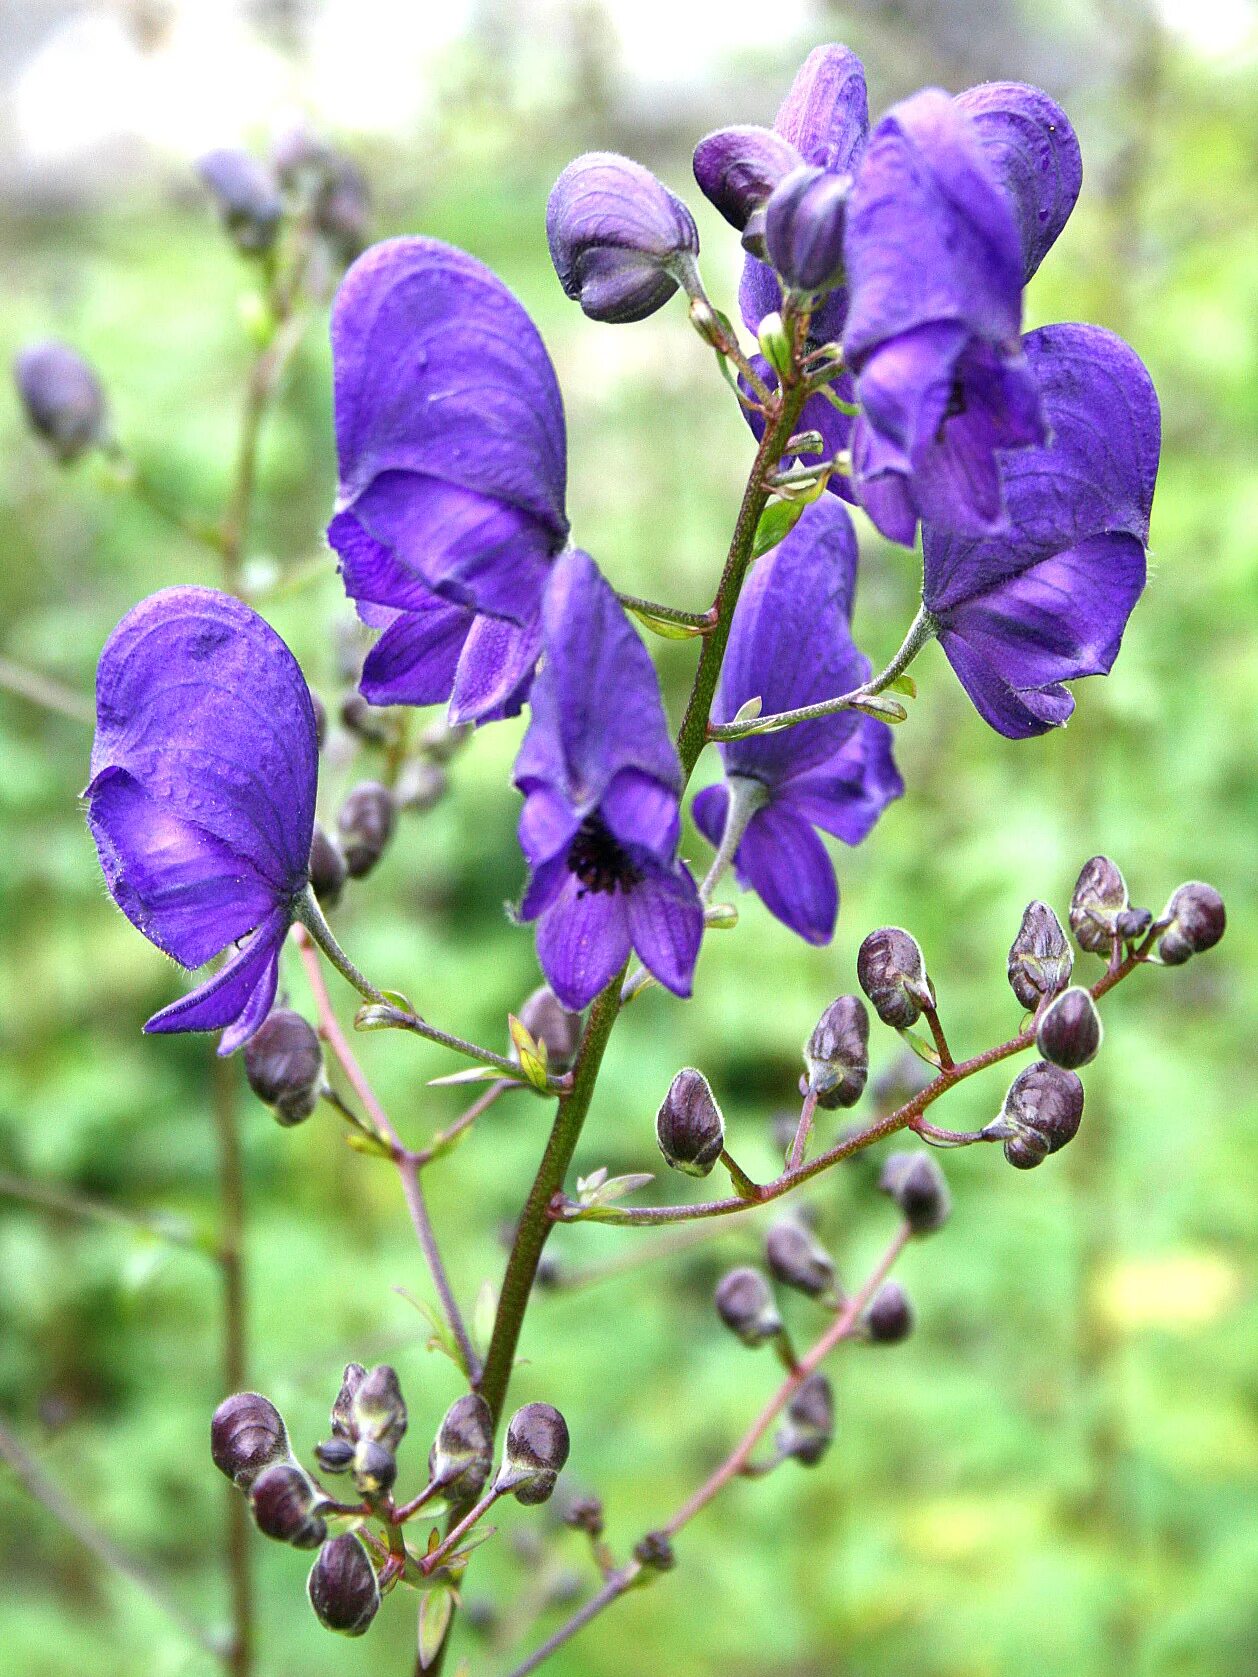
[547,153,700,324]
[327,238,569,723]
[514,552,703,1009]
[921,322,1160,738]
[14,340,107,463]
[843,88,1045,547]
[692,500,902,944]
[84,587,318,1054]
[197,149,283,254]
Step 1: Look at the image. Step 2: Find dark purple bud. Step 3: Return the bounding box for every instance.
[764,1219,836,1298]
[857,928,933,1029]
[633,1530,677,1571]
[1069,856,1128,954]
[878,1151,950,1235]
[655,1068,725,1178]
[14,341,106,462]
[313,1438,355,1475]
[1116,905,1153,943]
[561,1494,605,1538]
[317,157,371,264]
[692,125,801,234]
[308,1532,380,1636]
[990,1060,1084,1169]
[714,1266,782,1348]
[1035,987,1102,1070]
[249,1461,327,1548]
[497,1402,570,1505]
[197,149,283,253]
[547,152,700,324]
[339,691,391,742]
[350,1364,407,1452]
[775,1372,834,1466]
[337,782,396,879]
[516,986,584,1073]
[395,758,448,814]
[1007,901,1073,1011]
[308,824,347,910]
[211,1392,289,1489]
[429,1393,493,1501]
[271,124,331,186]
[243,1008,322,1126]
[330,1363,366,1440]
[764,164,850,292]
[1157,882,1226,966]
[352,1438,397,1498]
[803,995,870,1110]
[865,1281,914,1343]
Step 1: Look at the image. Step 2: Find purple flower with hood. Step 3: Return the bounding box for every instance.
[692,500,903,945]
[923,323,1160,738]
[327,238,569,724]
[514,552,703,1010]
[84,587,318,1054]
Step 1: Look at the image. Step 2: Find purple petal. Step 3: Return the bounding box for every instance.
[936,629,1074,739]
[775,45,870,174]
[625,863,704,997]
[518,786,581,875]
[535,876,632,1011]
[955,82,1082,280]
[690,782,729,854]
[359,597,474,708]
[601,768,682,866]
[332,506,448,615]
[449,612,541,725]
[693,126,801,230]
[786,719,904,844]
[144,908,287,1055]
[735,804,838,946]
[738,259,848,344]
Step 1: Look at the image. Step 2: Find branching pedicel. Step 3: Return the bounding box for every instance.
[15,40,1228,1677]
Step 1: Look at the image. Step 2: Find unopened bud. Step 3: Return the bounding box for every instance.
[764,1219,836,1298]
[316,156,372,264]
[339,691,390,742]
[990,1060,1084,1169]
[14,341,106,462]
[1036,987,1102,1070]
[429,1393,493,1502]
[1069,856,1128,954]
[633,1530,676,1571]
[1007,901,1073,1011]
[865,1281,913,1343]
[197,149,283,254]
[330,1362,366,1440]
[308,1532,380,1636]
[420,719,472,762]
[562,1494,605,1538]
[756,310,792,380]
[655,1068,725,1177]
[1116,905,1153,943]
[775,1372,834,1466]
[857,928,932,1028]
[249,1461,327,1548]
[1157,882,1226,966]
[308,824,347,909]
[395,758,447,814]
[516,986,583,1072]
[496,1402,570,1505]
[313,1438,355,1475]
[243,1008,322,1125]
[692,125,801,234]
[211,1392,289,1489]
[878,1151,950,1235]
[764,164,850,292]
[714,1266,782,1347]
[803,995,869,1110]
[337,782,396,879]
[350,1364,407,1452]
[352,1438,397,1498]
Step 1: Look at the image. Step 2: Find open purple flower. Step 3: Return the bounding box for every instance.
[922,323,1160,738]
[692,500,902,944]
[84,587,318,1054]
[954,82,1082,283]
[328,238,568,723]
[514,552,703,1009]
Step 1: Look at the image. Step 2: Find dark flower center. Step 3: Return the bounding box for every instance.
[935,375,967,441]
[567,816,643,896]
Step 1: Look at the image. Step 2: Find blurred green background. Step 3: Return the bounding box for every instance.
[1,2,1255,1674]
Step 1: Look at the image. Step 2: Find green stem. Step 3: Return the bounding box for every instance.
[292,887,388,1003]
[616,591,716,632]
[699,774,767,902]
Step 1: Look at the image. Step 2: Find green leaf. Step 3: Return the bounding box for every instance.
[587,1171,655,1208]
[732,694,763,725]
[626,604,707,641]
[418,1587,454,1668]
[887,674,917,698]
[898,1026,942,1069]
[426,1065,505,1088]
[853,694,908,724]
[752,497,806,559]
[506,1013,550,1092]
[704,902,738,930]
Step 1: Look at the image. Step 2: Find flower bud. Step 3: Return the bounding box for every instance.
[802,995,870,1110]
[516,986,583,1073]
[339,691,389,742]
[764,165,850,292]
[211,1392,289,1489]
[313,1438,355,1475]
[692,125,801,234]
[496,1402,570,1505]
[632,1530,676,1571]
[316,157,371,264]
[1157,882,1226,966]
[337,782,396,879]
[856,928,933,1029]
[350,1364,407,1452]
[243,1008,322,1126]
[249,1461,327,1548]
[308,1532,380,1636]
[308,824,347,909]
[764,1219,836,1299]
[865,1281,914,1343]
[14,341,106,462]
[1069,856,1128,954]
[1116,906,1153,943]
[775,1373,834,1466]
[1007,900,1073,1011]
[330,1362,366,1439]
[395,758,448,814]
[878,1151,950,1235]
[1035,987,1102,1070]
[420,719,472,762]
[714,1266,782,1347]
[352,1438,397,1498]
[547,153,700,324]
[655,1068,725,1178]
[991,1060,1084,1169]
[197,149,283,254]
[429,1393,493,1502]
[561,1493,605,1537]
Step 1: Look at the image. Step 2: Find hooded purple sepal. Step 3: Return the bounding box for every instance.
[955,82,1082,282]
[923,323,1160,739]
[546,153,699,325]
[693,126,801,233]
[329,238,568,628]
[514,551,702,1009]
[693,499,902,945]
[84,587,319,1054]
[764,166,851,294]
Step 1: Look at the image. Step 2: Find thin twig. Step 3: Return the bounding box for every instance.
[0,1171,206,1255]
[0,655,93,725]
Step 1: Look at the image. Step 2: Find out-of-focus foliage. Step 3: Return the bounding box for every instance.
[1,4,1255,1675]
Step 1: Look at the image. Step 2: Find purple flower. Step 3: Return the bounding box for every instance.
[763,165,850,294]
[955,82,1082,283]
[328,238,568,723]
[692,500,903,945]
[84,587,318,1054]
[692,125,801,239]
[14,340,107,463]
[843,88,1045,547]
[514,552,703,1009]
[547,153,699,324]
[923,323,1160,739]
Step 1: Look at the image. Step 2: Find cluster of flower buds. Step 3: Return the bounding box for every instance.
[655,1068,725,1177]
[878,1151,951,1234]
[801,994,870,1110]
[197,130,371,267]
[13,341,107,463]
[211,1393,342,1573]
[243,1007,323,1125]
[314,1363,407,1499]
[857,928,934,1030]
